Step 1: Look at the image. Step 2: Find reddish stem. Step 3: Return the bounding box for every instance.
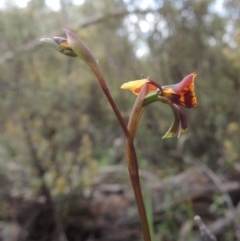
[93,71,152,241]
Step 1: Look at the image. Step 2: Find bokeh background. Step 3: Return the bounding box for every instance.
[0,0,240,240]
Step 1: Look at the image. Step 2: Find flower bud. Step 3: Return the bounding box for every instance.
[40,37,77,57]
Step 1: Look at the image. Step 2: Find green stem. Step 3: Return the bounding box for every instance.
[143,91,159,106]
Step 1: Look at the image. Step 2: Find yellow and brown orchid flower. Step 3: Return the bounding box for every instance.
[121,73,197,138]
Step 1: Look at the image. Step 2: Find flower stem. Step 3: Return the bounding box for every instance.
[91,68,152,241]
[126,84,152,241]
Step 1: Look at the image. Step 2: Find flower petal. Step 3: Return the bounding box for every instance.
[121,79,160,95]
[162,109,180,138]
[160,98,181,139]
[174,105,188,138]
[121,79,149,92]
[157,98,189,138]
[162,73,197,108]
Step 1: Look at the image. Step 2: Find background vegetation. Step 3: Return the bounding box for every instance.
[0,0,240,240]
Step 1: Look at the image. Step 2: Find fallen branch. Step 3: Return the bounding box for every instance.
[194,215,217,241]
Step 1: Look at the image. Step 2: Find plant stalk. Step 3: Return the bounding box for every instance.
[91,68,152,241]
[126,84,152,241]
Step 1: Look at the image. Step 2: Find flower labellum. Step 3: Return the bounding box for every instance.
[161,73,197,108]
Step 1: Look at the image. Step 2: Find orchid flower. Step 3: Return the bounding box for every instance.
[121,73,197,138]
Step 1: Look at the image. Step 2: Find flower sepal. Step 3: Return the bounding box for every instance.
[160,97,188,138]
[41,29,103,78]
[40,37,77,57]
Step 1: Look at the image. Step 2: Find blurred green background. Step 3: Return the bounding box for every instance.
[0,0,240,240]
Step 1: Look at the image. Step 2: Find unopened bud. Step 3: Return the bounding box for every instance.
[40,37,77,57]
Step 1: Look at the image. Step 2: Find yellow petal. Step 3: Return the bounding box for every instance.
[177,128,187,138]
[121,79,149,91]
[162,130,177,139]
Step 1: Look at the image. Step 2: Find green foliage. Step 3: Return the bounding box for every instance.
[210,194,227,216]
[0,0,239,240]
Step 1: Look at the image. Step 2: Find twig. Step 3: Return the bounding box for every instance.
[194,215,217,241]
[207,203,240,236]
[79,9,159,28]
[0,8,160,64]
[178,153,240,240]
[196,160,240,241]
